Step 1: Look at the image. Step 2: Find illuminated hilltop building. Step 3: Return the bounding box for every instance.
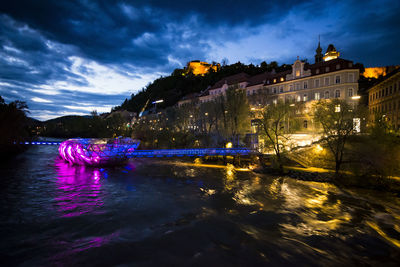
[363,67,387,78]
[323,44,340,61]
[183,60,220,76]
[362,66,399,79]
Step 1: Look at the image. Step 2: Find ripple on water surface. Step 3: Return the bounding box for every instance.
[0,144,400,266]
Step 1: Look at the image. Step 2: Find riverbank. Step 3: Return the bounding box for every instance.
[161,155,400,194]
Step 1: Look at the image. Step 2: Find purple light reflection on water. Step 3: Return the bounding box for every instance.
[54,158,105,218]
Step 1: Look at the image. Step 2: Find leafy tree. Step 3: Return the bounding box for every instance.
[0,96,29,145]
[313,99,361,177]
[260,99,300,172]
[224,85,250,146]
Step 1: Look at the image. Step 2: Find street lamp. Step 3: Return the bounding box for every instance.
[152,99,164,112]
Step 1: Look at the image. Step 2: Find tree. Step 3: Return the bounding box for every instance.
[224,85,250,146]
[0,96,30,158]
[313,99,361,177]
[260,99,300,172]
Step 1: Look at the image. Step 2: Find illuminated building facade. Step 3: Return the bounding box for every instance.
[177,42,360,138]
[199,43,359,111]
[368,68,400,130]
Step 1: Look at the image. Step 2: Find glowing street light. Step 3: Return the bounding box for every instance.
[351,95,361,100]
[152,99,164,104]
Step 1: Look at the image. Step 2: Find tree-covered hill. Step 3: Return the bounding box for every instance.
[114,61,292,113]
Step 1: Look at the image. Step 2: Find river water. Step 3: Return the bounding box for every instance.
[1,143,400,266]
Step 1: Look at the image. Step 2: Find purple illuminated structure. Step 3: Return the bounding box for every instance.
[59,138,140,166]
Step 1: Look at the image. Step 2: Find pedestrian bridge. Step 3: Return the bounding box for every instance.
[21,141,254,158]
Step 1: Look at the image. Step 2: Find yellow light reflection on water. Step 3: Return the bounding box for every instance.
[277,180,352,236]
[367,221,400,249]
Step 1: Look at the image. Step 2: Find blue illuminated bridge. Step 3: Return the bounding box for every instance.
[21,140,255,166]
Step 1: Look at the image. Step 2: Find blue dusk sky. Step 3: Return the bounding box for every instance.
[1,0,399,120]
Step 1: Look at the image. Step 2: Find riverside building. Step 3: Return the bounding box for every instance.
[196,42,360,113]
[368,68,400,130]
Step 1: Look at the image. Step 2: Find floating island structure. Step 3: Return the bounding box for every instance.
[59,138,140,166]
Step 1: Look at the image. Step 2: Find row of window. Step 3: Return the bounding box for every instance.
[281,88,353,102]
[267,73,355,94]
[370,99,400,113]
[369,81,400,102]
[315,63,352,75]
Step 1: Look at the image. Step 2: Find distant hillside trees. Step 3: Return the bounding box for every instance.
[114,61,292,113]
[41,113,131,138]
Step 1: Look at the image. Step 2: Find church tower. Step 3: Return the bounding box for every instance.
[315,36,323,63]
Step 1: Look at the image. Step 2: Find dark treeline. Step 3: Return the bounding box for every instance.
[40,113,131,138]
[114,61,292,113]
[0,96,31,158]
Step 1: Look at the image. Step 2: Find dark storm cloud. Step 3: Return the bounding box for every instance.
[0,0,319,68]
[0,0,399,119]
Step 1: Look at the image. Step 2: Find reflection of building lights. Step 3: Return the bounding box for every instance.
[314,144,323,153]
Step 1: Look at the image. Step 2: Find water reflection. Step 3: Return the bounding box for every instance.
[276,180,352,236]
[54,159,104,217]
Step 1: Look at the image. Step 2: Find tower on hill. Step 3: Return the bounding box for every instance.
[323,44,340,61]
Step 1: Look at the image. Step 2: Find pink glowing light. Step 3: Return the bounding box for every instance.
[58,138,140,166]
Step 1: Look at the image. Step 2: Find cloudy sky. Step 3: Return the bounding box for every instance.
[1,0,399,120]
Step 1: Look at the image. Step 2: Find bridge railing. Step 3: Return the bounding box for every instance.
[126,148,255,158]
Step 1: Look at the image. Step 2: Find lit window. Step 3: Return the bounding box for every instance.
[315,92,320,100]
[348,88,353,97]
[296,70,300,77]
[273,79,277,83]
[280,77,284,82]
[335,90,341,98]
[297,95,301,102]
[335,75,341,84]
[335,104,341,112]
[303,94,308,101]
[273,99,277,104]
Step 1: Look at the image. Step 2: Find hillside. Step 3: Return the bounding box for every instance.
[114,61,292,113]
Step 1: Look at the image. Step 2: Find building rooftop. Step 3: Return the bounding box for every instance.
[209,72,250,90]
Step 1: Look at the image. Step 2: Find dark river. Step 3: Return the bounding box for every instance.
[1,142,400,266]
